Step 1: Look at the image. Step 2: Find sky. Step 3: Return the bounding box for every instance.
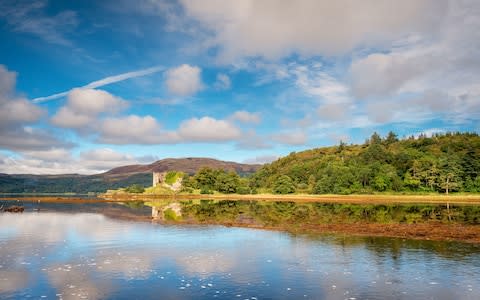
[0,0,479,174]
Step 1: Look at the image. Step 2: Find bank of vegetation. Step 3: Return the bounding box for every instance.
[179,132,480,195]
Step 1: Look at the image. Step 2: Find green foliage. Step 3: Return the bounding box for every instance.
[164,208,181,221]
[0,173,152,193]
[124,184,145,193]
[252,131,480,195]
[200,188,214,194]
[165,171,184,185]
[273,175,296,194]
[194,167,219,190]
[215,172,240,194]
[180,186,194,194]
[182,167,256,195]
[236,186,251,194]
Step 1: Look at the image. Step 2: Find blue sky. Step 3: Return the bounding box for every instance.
[0,0,479,174]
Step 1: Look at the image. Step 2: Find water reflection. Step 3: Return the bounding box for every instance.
[0,203,479,299]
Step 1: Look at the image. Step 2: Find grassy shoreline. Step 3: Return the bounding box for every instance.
[101,193,480,205]
[3,193,480,205]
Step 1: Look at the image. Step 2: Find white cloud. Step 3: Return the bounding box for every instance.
[165,64,203,96]
[0,65,44,128]
[98,115,250,145]
[348,1,480,124]
[272,131,307,146]
[0,0,78,47]
[51,107,92,129]
[229,111,261,124]
[0,65,67,153]
[178,117,241,142]
[99,115,169,144]
[235,130,271,150]
[292,64,350,104]
[350,51,432,99]
[317,103,349,122]
[0,127,73,152]
[22,148,72,162]
[0,64,16,97]
[0,148,146,174]
[214,73,231,90]
[243,155,278,164]
[0,97,44,126]
[67,88,128,115]
[32,66,164,103]
[78,148,142,171]
[179,0,447,61]
[51,88,127,129]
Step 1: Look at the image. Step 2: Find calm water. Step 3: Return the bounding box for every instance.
[1,202,480,299]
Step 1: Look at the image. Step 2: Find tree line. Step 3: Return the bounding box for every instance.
[181,131,480,195]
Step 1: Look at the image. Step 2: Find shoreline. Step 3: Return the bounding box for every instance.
[5,193,478,205]
[105,193,480,205]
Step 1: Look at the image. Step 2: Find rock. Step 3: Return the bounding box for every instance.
[3,205,24,213]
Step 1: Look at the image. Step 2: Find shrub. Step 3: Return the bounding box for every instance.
[200,188,214,194]
[180,186,194,194]
[236,186,250,194]
[125,184,145,193]
[165,171,183,185]
[273,175,296,194]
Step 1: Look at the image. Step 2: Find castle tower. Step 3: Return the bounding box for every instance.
[153,172,160,187]
[152,172,166,187]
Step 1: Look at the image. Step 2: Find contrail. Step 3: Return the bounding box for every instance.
[32,65,164,103]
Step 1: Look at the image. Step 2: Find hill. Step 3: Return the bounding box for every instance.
[105,157,259,176]
[248,132,480,194]
[0,158,260,194]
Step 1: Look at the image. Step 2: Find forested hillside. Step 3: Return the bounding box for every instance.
[0,173,152,194]
[248,132,480,194]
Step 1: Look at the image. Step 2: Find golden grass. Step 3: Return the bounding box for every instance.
[3,193,480,205]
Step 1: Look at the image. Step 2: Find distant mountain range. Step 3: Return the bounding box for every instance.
[0,158,261,194]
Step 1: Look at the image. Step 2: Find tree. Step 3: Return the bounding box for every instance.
[215,172,239,194]
[194,167,218,190]
[369,132,382,145]
[313,175,331,194]
[125,184,145,193]
[373,175,388,191]
[438,155,462,195]
[425,163,440,191]
[273,175,296,194]
[385,131,398,145]
[403,171,420,190]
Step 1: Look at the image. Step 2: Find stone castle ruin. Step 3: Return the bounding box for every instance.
[152,172,166,187]
[152,171,183,192]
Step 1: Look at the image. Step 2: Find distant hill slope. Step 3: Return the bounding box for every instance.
[104,157,260,177]
[0,158,261,193]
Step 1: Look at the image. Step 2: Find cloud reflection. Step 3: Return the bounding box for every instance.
[0,210,479,299]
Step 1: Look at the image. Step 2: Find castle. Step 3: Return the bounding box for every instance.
[152,172,166,187]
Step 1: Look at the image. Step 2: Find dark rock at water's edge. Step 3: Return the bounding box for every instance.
[2,205,24,213]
